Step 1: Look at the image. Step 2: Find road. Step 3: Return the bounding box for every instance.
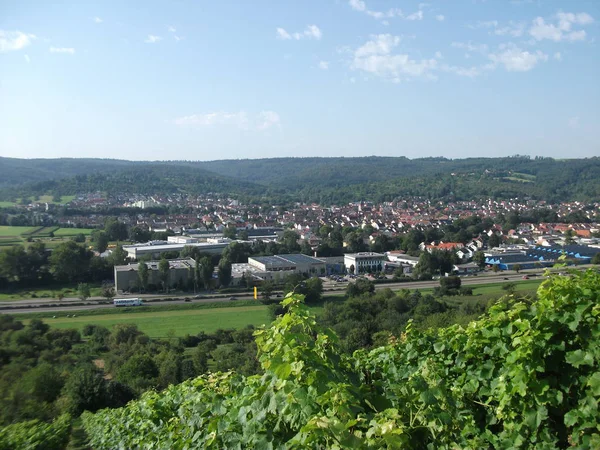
[1,272,541,314]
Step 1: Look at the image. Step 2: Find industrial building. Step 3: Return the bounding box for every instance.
[114,258,196,292]
[230,254,327,285]
[248,254,326,276]
[344,252,385,275]
[122,238,232,259]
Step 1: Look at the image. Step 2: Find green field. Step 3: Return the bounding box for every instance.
[53,227,95,236]
[0,226,38,236]
[0,284,103,301]
[0,226,96,248]
[0,195,76,207]
[41,305,271,338]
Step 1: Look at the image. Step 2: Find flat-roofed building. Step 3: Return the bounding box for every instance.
[114,258,196,292]
[248,253,326,276]
[344,252,385,275]
[123,240,232,259]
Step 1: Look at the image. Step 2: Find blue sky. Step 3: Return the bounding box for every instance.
[1,0,598,161]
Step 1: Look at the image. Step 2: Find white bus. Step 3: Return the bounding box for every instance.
[113,298,143,307]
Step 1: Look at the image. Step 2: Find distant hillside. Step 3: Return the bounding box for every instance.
[0,164,263,200]
[0,157,144,188]
[1,156,599,204]
[200,156,600,191]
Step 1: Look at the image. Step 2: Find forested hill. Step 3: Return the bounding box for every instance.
[0,164,264,199]
[201,156,595,189]
[1,156,600,203]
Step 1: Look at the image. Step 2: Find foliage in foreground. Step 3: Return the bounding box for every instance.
[83,270,600,449]
[0,414,71,450]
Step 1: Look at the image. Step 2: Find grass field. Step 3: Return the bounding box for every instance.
[0,226,96,248]
[0,284,103,301]
[54,228,95,236]
[0,195,76,208]
[0,226,38,236]
[12,279,547,338]
[41,305,271,338]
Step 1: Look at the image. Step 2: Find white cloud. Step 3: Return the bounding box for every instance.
[318,60,329,70]
[276,25,321,41]
[351,34,437,81]
[529,11,593,42]
[488,45,547,72]
[494,21,526,37]
[49,47,75,54]
[276,28,291,40]
[257,111,281,130]
[469,20,499,29]
[451,41,488,53]
[436,15,445,22]
[144,35,162,44]
[168,26,176,33]
[434,51,442,58]
[0,30,36,53]
[348,0,426,22]
[304,25,322,40]
[24,54,30,63]
[554,52,562,61]
[441,64,483,78]
[349,0,366,12]
[173,111,280,131]
[93,17,103,23]
[470,19,525,37]
[406,10,424,21]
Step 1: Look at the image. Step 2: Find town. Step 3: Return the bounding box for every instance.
[1,192,599,299]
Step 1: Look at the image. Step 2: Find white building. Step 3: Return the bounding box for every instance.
[344,252,385,275]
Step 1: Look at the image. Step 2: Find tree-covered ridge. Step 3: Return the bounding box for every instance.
[0,164,263,200]
[2,156,600,203]
[82,270,600,449]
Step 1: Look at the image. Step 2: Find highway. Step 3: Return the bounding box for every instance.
[0,272,544,315]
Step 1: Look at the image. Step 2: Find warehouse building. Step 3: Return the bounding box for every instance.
[122,239,231,259]
[114,258,196,292]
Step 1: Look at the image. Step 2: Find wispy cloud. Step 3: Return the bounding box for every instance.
[451,41,489,53]
[24,54,30,63]
[257,111,281,131]
[49,47,75,54]
[488,44,547,72]
[167,25,182,41]
[436,15,445,22]
[173,111,281,131]
[348,0,425,22]
[318,61,329,70]
[276,25,322,41]
[144,35,162,44]
[406,10,424,21]
[0,30,36,53]
[93,17,103,24]
[529,11,593,42]
[351,34,437,82]
[469,19,525,37]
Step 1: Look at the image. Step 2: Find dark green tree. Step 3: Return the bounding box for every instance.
[159,258,170,292]
[138,262,149,293]
[218,258,232,288]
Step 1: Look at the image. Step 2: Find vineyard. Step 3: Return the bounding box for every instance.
[81,270,600,449]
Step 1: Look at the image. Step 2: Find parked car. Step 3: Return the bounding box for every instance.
[522,275,529,280]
